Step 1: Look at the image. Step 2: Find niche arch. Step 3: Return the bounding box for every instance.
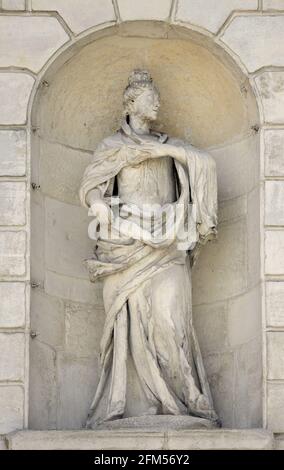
[29,22,261,429]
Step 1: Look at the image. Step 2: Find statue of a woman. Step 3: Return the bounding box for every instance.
[79,70,220,429]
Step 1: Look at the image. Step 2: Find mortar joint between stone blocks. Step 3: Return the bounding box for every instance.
[162,431,169,450]
[169,0,178,23]
[33,10,74,40]
[0,9,75,40]
[0,66,36,80]
[112,0,121,23]
[267,379,284,384]
[216,9,278,39]
[251,65,284,79]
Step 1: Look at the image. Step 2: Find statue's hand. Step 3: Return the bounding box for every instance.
[127,142,181,161]
[143,142,187,165]
[144,142,176,158]
[89,199,113,225]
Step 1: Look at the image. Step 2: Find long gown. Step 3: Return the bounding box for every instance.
[79,120,219,427]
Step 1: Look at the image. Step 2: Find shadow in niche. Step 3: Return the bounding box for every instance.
[29,23,261,431]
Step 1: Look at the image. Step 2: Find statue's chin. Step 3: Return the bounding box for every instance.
[146,114,158,123]
[138,112,158,122]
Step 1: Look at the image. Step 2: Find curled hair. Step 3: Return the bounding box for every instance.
[123,69,159,116]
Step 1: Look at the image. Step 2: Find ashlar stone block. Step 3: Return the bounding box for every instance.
[275,435,284,450]
[2,0,25,9]
[267,332,284,380]
[210,135,258,201]
[247,187,261,289]
[267,382,284,432]
[8,429,166,450]
[65,301,104,357]
[31,289,64,349]
[0,131,26,177]
[0,282,25,328]
[192,219,247,304]
[167,429,272,450]
[218,195,247,224]
[234,338,262,428]
[0,16,69,72]
[45,270,103,306]
[32,0,116,34]
[0,386,24,434]
[203,352,235,427]
[221,16,284,72]
[193,301,228,355]
[56,353,100,429]
[264,130,284,176]
[255,72,284,123]
[31,195,45,283]
[264,0,284,8]
[38,140,92,205]
[29,340,57,430]
[265,181,284,226]
[265,230,284,275]
[0,73,34,125]
[118,0,172,21]
[228,286,261,347]
[176,1,258,34]
[0,438,6,450]
[266,281,284,327]
[0,333,25,381]
[0,231,26,277]
[45,197,94,279]
[0,182,26,226]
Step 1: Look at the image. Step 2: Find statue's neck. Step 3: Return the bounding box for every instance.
[129,115,150,135]
[122,115,168,145]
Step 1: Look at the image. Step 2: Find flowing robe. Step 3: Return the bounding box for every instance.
[79,125,219,427]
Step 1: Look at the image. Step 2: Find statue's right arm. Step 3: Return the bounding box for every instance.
[85,188,103,207]
[86,188,113,225]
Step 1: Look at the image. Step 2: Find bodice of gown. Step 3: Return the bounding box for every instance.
[117,156,176,207]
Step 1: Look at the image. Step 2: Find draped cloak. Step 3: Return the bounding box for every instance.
[79,126,219,427]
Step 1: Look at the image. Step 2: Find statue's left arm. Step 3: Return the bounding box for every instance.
[136,140,218,243]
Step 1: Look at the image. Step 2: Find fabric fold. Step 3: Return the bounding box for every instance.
[80,127,219,428]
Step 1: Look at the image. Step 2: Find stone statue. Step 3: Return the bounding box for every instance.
[79,70,220,429]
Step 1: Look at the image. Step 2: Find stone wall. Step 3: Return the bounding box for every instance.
[0,0,284,441]
[255,70,284,433]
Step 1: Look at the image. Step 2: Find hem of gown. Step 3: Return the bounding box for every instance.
[87,414,220,431]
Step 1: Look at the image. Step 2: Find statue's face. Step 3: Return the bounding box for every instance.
[131,88,160,121]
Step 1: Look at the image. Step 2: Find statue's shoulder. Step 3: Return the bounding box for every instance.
[168,136,198,152]
[167,136,186,147]
[168,136,216,167]
[95,131,123,152]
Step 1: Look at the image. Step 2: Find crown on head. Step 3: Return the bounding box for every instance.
[128,69,153,88]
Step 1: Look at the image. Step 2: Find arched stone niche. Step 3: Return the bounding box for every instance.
[29,23,261,430]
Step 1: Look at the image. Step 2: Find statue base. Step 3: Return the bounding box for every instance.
[7,429,274,450]
[93,415,219,431]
